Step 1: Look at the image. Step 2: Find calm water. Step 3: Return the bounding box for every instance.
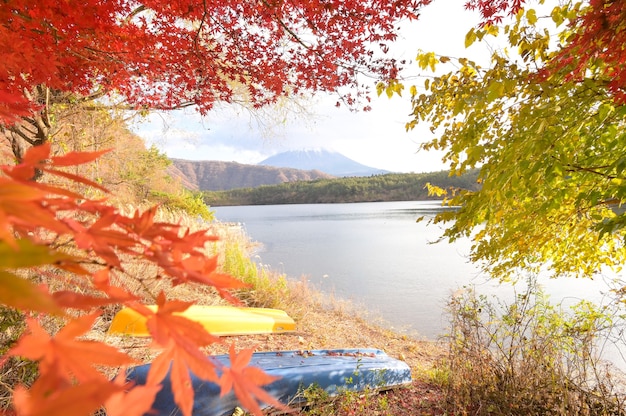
[213,201,617,340]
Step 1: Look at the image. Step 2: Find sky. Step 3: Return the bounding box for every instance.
[133,0,489,174]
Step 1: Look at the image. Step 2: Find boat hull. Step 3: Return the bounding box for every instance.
[107,305,296,337]
[126,348,412,416]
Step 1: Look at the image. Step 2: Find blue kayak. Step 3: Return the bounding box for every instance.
[126,348,412,416]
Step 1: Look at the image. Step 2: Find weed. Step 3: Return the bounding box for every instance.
[298,383,334,416]
[425,360,451,388]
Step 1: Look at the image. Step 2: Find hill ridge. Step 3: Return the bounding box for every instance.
[170,159,334,191]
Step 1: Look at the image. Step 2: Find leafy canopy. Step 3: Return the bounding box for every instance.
[401,0,626,280]
[1,0,429,124]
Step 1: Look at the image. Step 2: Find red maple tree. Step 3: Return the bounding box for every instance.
[1,0,428,126]
[0,1,435,415]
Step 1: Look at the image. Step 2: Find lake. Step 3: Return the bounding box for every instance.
[213,201,618,341]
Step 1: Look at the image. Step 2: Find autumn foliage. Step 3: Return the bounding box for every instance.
[0,0,427,126]
[0,142,279,415]
[401,0,626,280]
[466,0,626,104]
[12,0,624,413]
[0,1,438,414]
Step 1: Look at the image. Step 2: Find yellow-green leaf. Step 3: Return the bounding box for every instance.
[425,183,447,197]
[484,25,499,36]
[376,82,385,97]
[487,81,505,102]
[417,52,438,72]
[0,239,77,269]
[0,271,62,314]
[551,6,564,26]
[393,82,404,97]
[465,28,477,48]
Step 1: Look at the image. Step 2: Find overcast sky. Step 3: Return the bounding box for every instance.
[133,0,489,173]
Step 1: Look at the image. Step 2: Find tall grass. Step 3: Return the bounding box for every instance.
[216,229,319,320]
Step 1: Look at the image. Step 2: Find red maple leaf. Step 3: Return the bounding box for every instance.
[135,294,223,416]
[10,313,135,385]
[12,376,123,416]
[218,345,290,416]
[9,313,135,416]
[105,371,162,416]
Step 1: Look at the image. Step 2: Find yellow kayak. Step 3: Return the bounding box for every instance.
[107,305,296,337]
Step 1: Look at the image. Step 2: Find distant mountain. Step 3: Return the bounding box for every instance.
[258,149,390,177]
[170,159,334,191]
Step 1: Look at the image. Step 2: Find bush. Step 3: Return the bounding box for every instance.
[443,277,626,415]
[149,189,214,221]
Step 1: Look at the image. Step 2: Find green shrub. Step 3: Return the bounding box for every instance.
[150,189,214,221]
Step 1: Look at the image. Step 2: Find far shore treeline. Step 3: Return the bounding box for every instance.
[203,169,480,206]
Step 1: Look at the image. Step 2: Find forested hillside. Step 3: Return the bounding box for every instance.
[203,170,480,206]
